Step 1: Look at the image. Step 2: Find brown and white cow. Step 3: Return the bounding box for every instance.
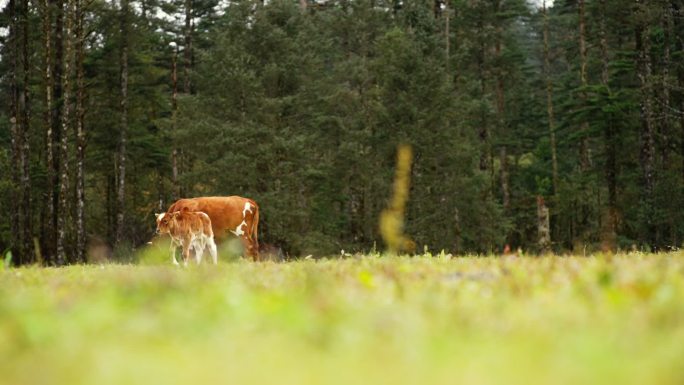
[165,196,260,260]
[155,209,218,266]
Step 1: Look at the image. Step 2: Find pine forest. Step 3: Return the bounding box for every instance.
[1,0,684,264]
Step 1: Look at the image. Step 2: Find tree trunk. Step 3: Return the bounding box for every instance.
[157,173,164,212]
[50,0,64,264]
[494,7,509,213]
[299,0,307,12]
[675,1,684,184]
[444,0,449,80]
[599,0,617,252]
[178,0,192,200]
[19,0,33,264]
[660,2,672,163]
[74,0,86,262]
[575,0,592,249]
[107,173,114,242]
[635,0,657,249]
[578,0,590,171]
[171,46,180,201]
[500,147,510,211]
[477,18,489,173]
[9,0,21,263]
[542,0,558,198]
[115,0,129,245]
[453,206,462,254]
[56,0,73,265]
[183,0,193,94]
[42,0,56,264]
[660,1,675,246]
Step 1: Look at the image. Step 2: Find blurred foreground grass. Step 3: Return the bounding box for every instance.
[1,253,684,385]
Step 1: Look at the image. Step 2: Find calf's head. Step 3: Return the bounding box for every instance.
[155,212,179,235]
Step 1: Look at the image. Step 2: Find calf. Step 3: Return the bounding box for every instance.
[155,209,218,266]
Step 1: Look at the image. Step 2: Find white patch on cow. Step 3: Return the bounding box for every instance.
[156,213,165,221]
[243,202,252,218]
[231,220,247,237]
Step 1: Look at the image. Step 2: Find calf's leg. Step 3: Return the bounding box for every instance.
[182,238,191,267]
[193,237,204,265]
[169,242,179,265]
[207,237,218,264]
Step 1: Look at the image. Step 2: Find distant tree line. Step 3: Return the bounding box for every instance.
[1,0,683,264]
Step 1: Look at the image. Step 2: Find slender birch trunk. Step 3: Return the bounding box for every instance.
[115,0,129,245]
[50,0,64,263]
[56,0,73,265]
[75,0,86,262]
[43,0,56,263]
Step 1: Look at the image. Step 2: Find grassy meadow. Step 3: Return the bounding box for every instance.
[1,251,684,385]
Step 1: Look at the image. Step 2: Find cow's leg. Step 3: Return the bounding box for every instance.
[244,236,259,262]
[239,236,252,261]
[207,237,218,264]
[169,242,179,265]
[251,238,260,262]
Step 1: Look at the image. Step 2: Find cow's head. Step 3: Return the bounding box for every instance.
[155,212,179,234]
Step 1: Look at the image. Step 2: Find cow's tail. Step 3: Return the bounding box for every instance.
[251,201,260,255]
